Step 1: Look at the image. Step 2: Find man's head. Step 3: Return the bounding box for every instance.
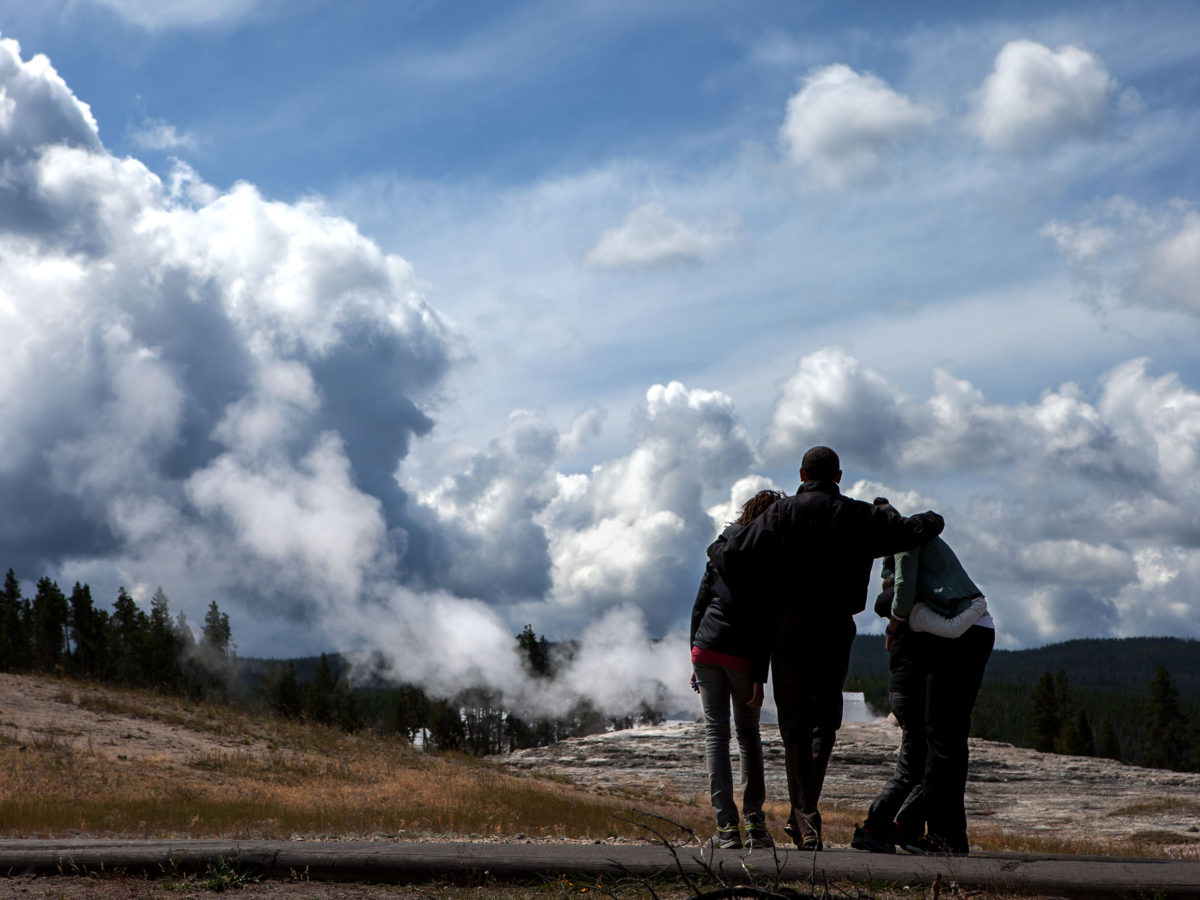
[800,445,841,484]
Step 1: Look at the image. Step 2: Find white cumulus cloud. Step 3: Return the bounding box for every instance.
[971,40,1115,152]
[779,63,936,190]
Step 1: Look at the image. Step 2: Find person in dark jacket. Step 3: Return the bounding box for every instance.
[707,446,944,850]
[691,488,785,850]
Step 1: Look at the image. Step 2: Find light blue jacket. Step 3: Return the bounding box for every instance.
[892,536,982,620]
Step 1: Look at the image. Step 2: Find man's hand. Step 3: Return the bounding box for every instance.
[690,673,699,694]
[747,682,764,709]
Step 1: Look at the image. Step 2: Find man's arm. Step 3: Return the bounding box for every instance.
[867,504,943,557]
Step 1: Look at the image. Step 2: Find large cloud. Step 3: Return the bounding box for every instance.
[779,63,936,189]
[0,38,453,633]
[970,40,1115,151]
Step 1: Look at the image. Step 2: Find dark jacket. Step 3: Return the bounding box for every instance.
[691,523,771,682]
[707,481,944,623]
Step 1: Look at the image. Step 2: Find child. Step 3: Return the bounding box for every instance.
[690,489,783,849]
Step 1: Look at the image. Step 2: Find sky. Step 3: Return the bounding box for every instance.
[1,0,1199,717]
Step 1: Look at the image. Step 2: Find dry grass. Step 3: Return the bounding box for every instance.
[1109,796,1200,817]
[0,680,712,842]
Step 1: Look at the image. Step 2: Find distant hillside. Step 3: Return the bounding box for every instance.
[849,634,1200,701]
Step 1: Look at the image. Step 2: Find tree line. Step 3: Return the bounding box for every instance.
[0,569,662,757]
[0,568,235,699]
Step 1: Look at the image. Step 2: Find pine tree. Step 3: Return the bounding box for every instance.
[306,653,338,725]
[201,601,232,658]
[1030,671,1060,753]
[268,660,303,719]
[1059,709,1094,756]
[1051,669,1075,752]
[1054,669,1072,725]
[146,588,184,689]
[30,577,69,672]
[516,624,551,677]
[1098,714,1122,762]
[1142,666,1193,771]
[68,582,108,678]
[109,587,148,685]
[0,570,27,671]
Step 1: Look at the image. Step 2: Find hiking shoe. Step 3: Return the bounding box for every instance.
[851,824,896,854]
[745,823,774,849]
[784,821,820,850]
[711,825,742,850]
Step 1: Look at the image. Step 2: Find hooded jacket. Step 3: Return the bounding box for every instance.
[690,523,771,682]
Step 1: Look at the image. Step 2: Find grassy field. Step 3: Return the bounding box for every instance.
[0,679,711,842]
[1,676,1183,858]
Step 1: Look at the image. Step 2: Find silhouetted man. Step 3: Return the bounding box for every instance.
[708,446,943,849]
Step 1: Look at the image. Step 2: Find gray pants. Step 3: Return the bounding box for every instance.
[694,662,766,829]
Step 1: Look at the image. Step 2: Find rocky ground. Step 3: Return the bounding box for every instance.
[501,718,1200,857]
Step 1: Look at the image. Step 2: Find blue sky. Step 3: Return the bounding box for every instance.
[2,0,1199,712]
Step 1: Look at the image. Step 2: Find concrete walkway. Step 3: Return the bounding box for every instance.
[1,839,1198,898]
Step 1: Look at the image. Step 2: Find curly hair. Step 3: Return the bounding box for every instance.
[735,489,785,526]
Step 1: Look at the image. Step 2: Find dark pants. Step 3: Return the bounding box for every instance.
[864,625,927,842]
[921,624,994,851]
[770,614,856,843]
[866,624,993,851]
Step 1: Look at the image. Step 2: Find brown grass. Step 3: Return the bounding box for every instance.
[0,681,711,842]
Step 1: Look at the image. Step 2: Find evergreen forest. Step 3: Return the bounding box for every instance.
[845,634,1200,771]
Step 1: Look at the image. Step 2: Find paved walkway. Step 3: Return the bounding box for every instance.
[1,839,1198,898]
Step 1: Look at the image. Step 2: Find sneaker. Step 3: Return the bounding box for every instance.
[799,836,823,851]
[711,825,743,850]
[851,824,896,854]
[745,822,774,849]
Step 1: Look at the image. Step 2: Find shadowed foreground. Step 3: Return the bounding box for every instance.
[1,839,1198,898]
